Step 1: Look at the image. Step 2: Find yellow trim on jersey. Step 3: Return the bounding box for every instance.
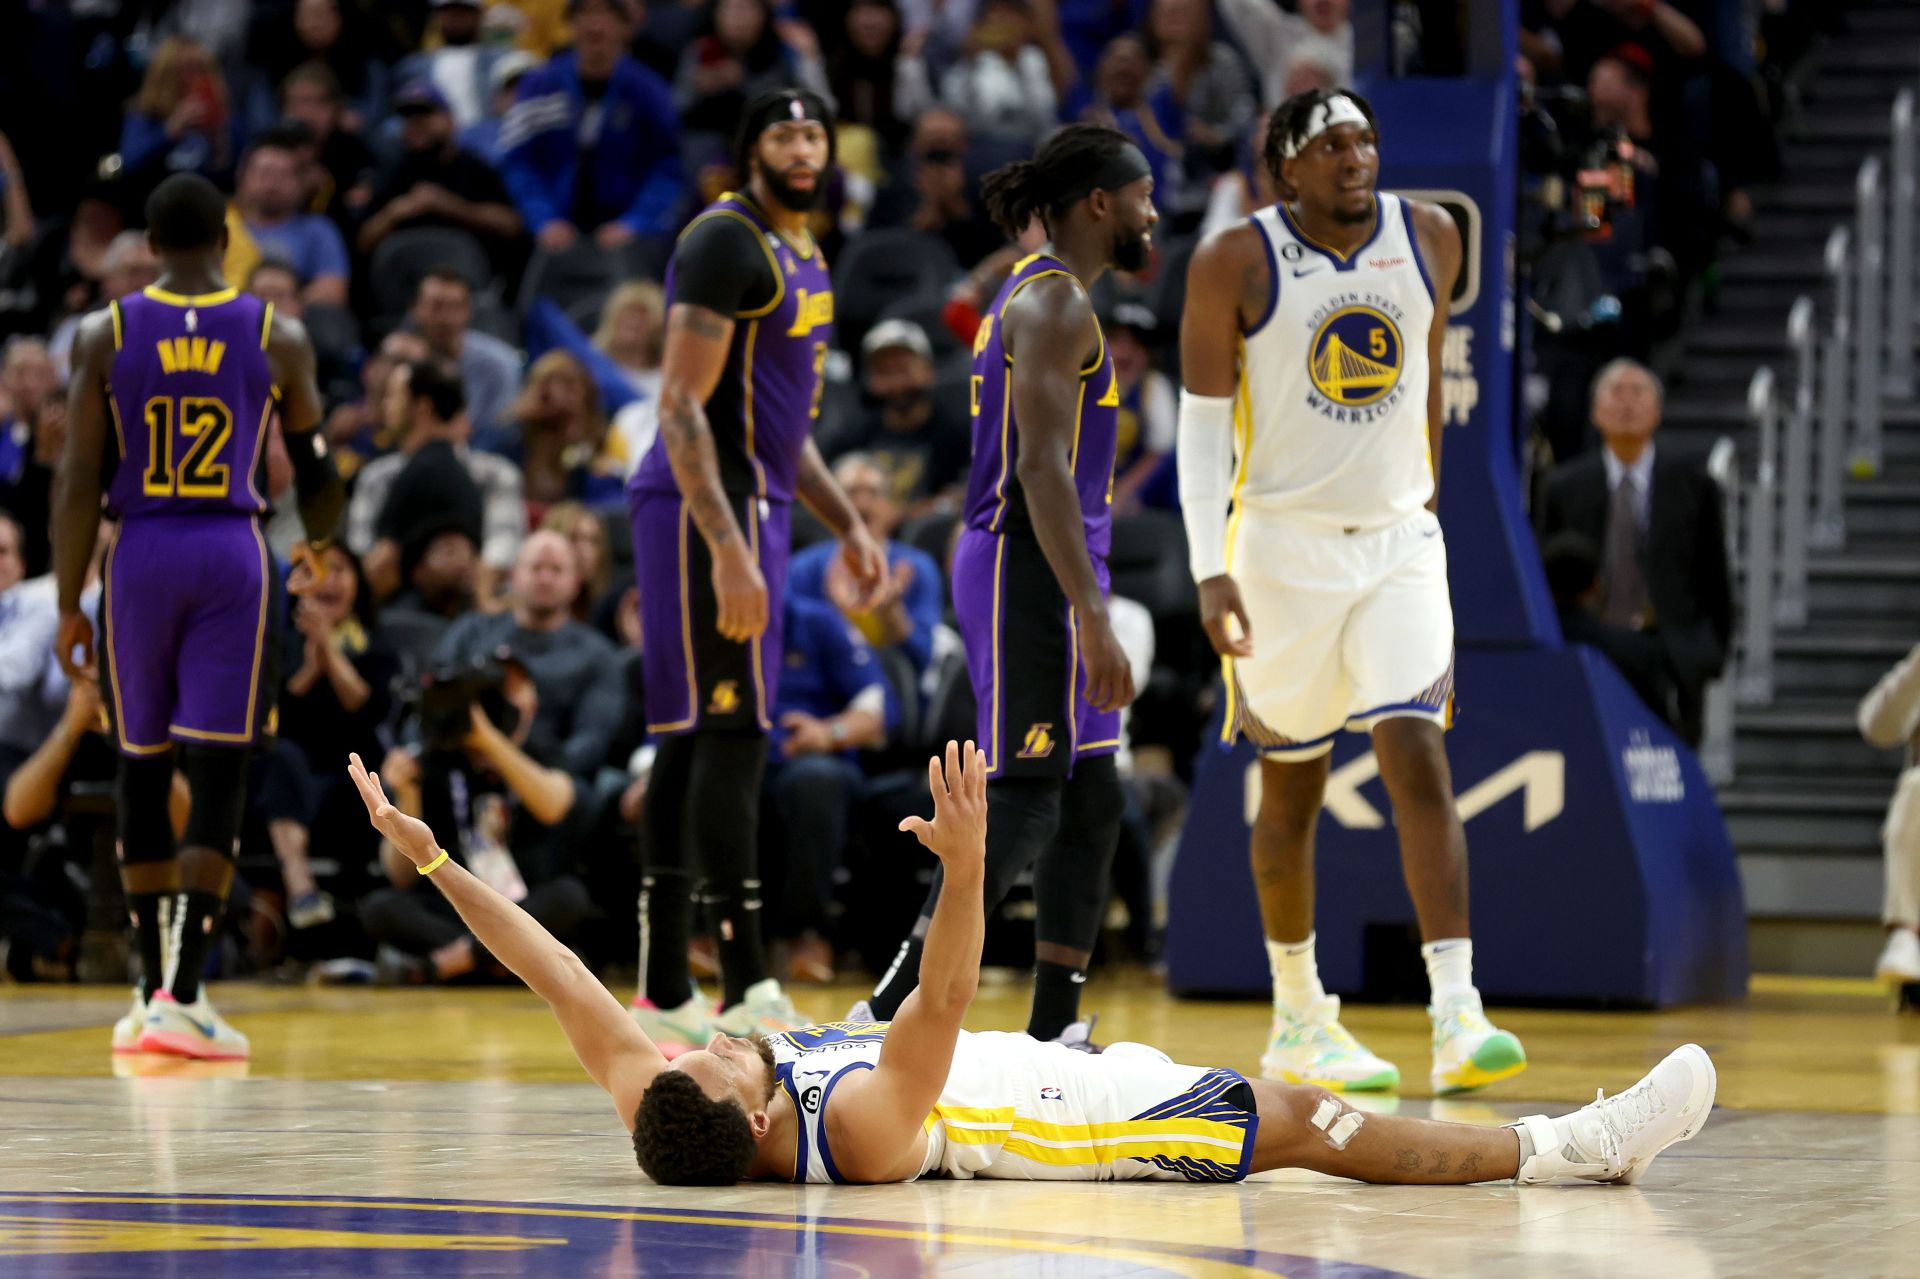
[747,498,771,731]
[731,190,818,259]
[741,319,766,495]
[141,285,240,308]
[926,1104,1249,1170]
[109,300,123,350]
[985,533,1007,775]
[106,392,127,462]
[1218,352,1256,743]
[101,525,167,755]
[260,301,274,349]
[680,207,787,320]
[988,377,1015,530]
[244,394,274,510]
[646,501,702,733]
[996,267,1077,369]
[166,521,271,744]
[1081,320,1107,379]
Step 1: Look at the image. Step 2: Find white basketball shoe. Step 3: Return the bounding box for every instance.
[1429,991,1528,1094]
[1875,927,1920,984]
[1513,1043,1717,1184]
[111,990,148,1055]
[1261,995,1401,1091]
[138,991,250,1060]
[630,990,716,1059]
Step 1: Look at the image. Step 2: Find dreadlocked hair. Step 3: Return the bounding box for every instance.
[979,123,1136,236]
[631,1071,757,1186]
[1263,87,1378,183]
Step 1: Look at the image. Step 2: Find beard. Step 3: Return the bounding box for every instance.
[1112,229,1152,274]
[759,161,824,213]
[1331,192,1377,225]
[750,1034,779,1106]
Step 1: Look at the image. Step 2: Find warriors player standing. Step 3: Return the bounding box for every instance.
[1178,89,1527,1093]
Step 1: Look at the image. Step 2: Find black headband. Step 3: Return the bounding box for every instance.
[1051,142,1153,208]
[740,91,833,146]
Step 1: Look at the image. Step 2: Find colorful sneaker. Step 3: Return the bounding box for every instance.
[630,990,715,1059]
[1260,995,1400,1091]
[1875,927,1920,984]
[1429,992,1527,1095]
[138,991,250,1061]
[714,978,807,1038]
[111,990,147,1055]
[1513,1043,1716,1184]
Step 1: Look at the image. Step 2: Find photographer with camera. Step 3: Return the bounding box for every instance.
[359,531,625,982]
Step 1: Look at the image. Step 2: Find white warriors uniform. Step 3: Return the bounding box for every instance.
[1223,193,1453,760]
[768,1022,1258,1183]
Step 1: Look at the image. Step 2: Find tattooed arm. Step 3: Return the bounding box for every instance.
[658,301,766,642]
[795,438,886,608]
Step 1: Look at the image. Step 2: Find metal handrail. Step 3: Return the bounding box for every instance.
[1737,368,1778,707]
[1853,156,1885,477]
[1778,297,1816,626]
[1888,90,1914,399]
[1814,226,1851,550]
[1700,435,1740,784]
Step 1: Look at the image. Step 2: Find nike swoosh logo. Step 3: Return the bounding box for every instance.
[799,1069,831,1078]
[1292,268,1321,278]
[169,1011,218,1038]
[1069,972,1087,984]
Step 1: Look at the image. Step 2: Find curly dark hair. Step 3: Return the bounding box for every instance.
[632,1070,758,1185]
[979,123,1137,236]
[1262,87,1378,184]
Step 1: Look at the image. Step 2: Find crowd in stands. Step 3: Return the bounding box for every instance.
[0,0,1807,987]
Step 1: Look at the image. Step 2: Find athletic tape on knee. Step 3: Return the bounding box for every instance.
[1309,1095,1366,1150]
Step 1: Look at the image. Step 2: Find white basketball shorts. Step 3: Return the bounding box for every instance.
[1223,506,1456,761]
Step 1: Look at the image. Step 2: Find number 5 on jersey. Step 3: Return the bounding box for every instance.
[142,395,235,498]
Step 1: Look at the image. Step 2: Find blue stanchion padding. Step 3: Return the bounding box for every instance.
[1164,647,1747,1007]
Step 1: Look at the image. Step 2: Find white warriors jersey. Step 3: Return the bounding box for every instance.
[1235,193,1438,530]
[768,1022,1256,1184]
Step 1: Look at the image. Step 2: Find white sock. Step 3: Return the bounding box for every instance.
[1267,935,1325,1015]
[1422,938,1475,1007]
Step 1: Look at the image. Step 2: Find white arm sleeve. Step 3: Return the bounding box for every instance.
[1177,389,1237,582]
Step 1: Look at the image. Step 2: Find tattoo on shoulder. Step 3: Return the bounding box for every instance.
[674,308,731,339]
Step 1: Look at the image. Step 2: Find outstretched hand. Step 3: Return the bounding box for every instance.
[348,751,440,868]
[898,740,987,873]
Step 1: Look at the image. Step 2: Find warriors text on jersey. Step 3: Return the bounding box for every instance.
[1234,193,1437,531]
[768,1021,1258,1183]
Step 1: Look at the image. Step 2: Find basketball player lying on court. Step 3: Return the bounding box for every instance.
[347,743,1715,1187]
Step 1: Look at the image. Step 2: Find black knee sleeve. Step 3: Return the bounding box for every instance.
[179,744,251,857]
[116,754,177,864]
[1033,754,1123,950]
[976,776,1064,911]
[686,732,767,885]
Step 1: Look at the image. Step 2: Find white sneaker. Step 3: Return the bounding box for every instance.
[1260,995,1400,1091]
[1513,1044,1717,1185]
[843,999,876,1023]
[1430,991,1527,1094]
[714,978,807,1038]
[1051,1015,1101,1054]
[111,990,147,1055]
[630,990,715,1059]
[1875,928,1920,984]
[138,991,250,1061]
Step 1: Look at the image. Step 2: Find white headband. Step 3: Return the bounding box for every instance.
[1282,94,1369,158]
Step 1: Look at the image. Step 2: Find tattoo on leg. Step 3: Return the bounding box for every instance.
[1395,1149,1421,1171]
[1428,1150,1450,1175]
[1458,1152,1482,1176]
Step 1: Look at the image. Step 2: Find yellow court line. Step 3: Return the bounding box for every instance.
[0,1195,1292,1279]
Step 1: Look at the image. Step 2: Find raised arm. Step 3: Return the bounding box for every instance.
[1407,199,1462,511]
[1006,276,1133,713]
[1178,221,1267,659]
[828,740,988,1182]
[347,752,668,1118]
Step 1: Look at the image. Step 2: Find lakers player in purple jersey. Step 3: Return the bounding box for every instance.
[627,90,886,1050]
[863,126,1158,1043]
[52,173,344,1059]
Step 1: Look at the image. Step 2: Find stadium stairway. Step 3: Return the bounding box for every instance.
[1663,0,1920,923]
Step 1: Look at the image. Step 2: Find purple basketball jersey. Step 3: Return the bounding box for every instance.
[105,285,276,520]
[630,194,834,505]
[960,253,1120,561]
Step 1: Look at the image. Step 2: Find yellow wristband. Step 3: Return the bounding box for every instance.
[417,849,451,876]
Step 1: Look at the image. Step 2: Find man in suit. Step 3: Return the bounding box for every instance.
[1537,359,1733,745]
[1540,530,1678,727]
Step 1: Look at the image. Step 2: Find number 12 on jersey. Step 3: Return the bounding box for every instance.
[142,395,235,498]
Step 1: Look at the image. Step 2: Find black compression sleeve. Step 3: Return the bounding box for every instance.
[670,213,779,317]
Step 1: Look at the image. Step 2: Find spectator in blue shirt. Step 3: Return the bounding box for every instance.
[232,134,352,307]
[765,593,895,984]
[499,0,684,258]
[788,452,945,681]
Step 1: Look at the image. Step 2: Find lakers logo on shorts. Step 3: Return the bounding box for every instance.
[1307,305,1403,408]
[1018,723,1055,759]
[708,681,740,714]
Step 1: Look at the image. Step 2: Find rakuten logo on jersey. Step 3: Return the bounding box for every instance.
[1366,256,1408,271]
